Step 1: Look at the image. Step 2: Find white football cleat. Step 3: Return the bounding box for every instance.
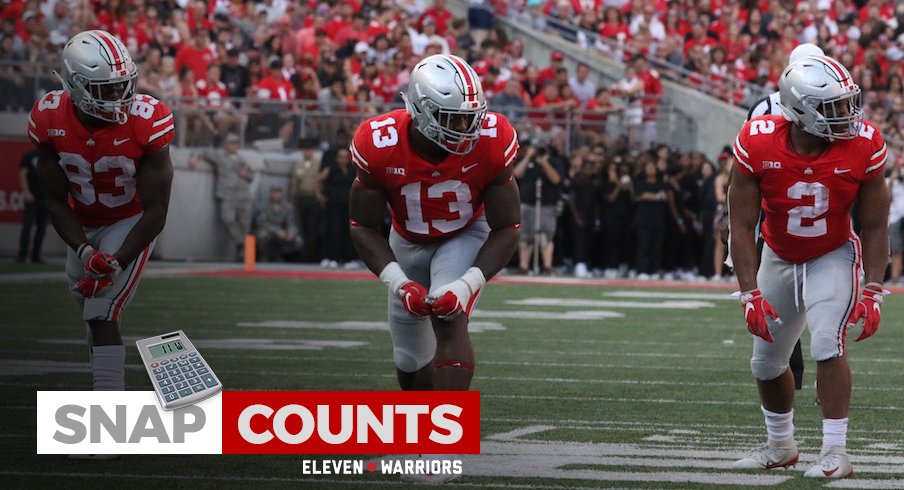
[68,454,120,460]
[400,454,462,484]
[804,446,853,478]
[733,440,799,469]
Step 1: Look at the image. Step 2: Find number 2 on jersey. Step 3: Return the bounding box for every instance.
[401,181,473,234]
[786,181,829,238]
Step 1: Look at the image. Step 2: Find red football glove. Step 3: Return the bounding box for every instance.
[72,274,115,297]
[78,244,121,276]
[428,267,486,320]
[398,281,432,317]
[847,283,885,342]
[379,262,431,318]
[740,289,779,343]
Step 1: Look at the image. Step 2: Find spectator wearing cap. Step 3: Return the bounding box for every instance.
[568,62,596,106]
[348,41,371,76]
[418,0,452,35]
[493,77,528,121]
[537,51,565,88]
[480,66,506,100]
[683,21,717,57]
[175,29,216,81]
[221,48,251,98]
[413,15,451,55]
[254,186,301,263]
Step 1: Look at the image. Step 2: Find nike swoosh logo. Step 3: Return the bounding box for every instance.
[834,168,850,174]
[823,468,838,476]
[744,302,755,319]
[462,163,479,173]
[113,138,130,146]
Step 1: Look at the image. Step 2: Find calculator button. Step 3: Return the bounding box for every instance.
[168,371,180,378]
[181,366,192,373]
[192,385,205,393]
[180,355,188,359]
[150,362,159,368]
[178,360,190,367]
[189,357,200,363]
[192,362,205,370]
[162,386,175,394]
[153,367,165,374]
[165,393,179,402]
[201,374,217,388]
[196,367,209,375]
[158,379,172,387]
[176,382,189,390]
[170,375,184,382]
[184,370,196,379]
[188,377,201,385]
[161,360,169,365]
[155,373,167,381]
[179,388,193,397]
[189,352,197,356]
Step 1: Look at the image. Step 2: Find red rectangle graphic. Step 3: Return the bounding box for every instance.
[221,391,480,454]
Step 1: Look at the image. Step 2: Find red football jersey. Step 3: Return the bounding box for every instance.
[350,109,519,243]
[28,90,175,227]
[733,115,887,263]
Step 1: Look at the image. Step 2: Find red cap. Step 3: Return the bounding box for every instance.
[551,51,564,61]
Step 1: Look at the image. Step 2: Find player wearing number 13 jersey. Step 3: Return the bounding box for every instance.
[729,55,889,478]
[349,55,520,481]
[27,30,174,405]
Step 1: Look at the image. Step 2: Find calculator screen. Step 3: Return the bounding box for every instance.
[149,339,186,358]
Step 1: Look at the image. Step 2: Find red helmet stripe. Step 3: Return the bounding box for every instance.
[93,30,124,70]
[813,55,851,88]
[443,55,477,104]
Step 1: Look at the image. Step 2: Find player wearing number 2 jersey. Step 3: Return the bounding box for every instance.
[349,54,520,482]
[28,30,174,415]
[730,55,889,478]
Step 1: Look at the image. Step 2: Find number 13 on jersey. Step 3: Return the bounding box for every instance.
[401,180,474,234]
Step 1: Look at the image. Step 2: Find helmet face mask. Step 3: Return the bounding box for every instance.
[778,55,862,141]
[56,30,138,124]
[402,54,487,155]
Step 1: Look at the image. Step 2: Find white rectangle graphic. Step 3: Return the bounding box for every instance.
[36,391,222,454]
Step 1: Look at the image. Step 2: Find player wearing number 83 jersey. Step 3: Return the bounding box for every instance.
[26,31,175,409]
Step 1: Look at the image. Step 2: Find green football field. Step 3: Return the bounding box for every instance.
[1,263,902,489]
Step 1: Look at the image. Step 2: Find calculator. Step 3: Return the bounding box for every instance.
[136,331,222,411]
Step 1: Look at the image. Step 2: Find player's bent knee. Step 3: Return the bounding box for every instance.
[393,348,433,374]
[750,358,789,381]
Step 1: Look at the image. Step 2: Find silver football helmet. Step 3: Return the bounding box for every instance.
[55,30,138,124]
[401,54,487,155]
[777,55,862,140]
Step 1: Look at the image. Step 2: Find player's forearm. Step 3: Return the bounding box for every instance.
[730,227,758,291]
[860,223,890,284]
[114,206,167,267]
[45,199,89,252]
[350,226,397,277]
[472,226,520,280]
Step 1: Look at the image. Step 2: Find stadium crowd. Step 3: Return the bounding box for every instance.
[2,0,903,283]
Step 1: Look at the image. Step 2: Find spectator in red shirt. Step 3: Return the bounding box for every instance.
[538,51,565,87]
[175,29,216,82]
[196,63,229,107]
[418,0,452,35]
[334,13,369,47]
[683,21,717,57]
[113,5,149,55]
[257,58,296,101]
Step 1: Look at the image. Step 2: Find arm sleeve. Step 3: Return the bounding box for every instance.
[863,126,887,179]
[349,117,386,188]
[732,121,756,178]
[496,113,520,170]
[135,97,175,153]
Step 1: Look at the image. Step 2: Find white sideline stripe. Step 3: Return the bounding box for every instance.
[489,425,557,441]
[504,298,716,309]
[826,480,904,489]
[237,320,506,332]
[472,309,624,320]
[151,113,173,127]
[604,291,736,301]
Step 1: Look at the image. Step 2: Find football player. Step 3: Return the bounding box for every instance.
[28,31,174,422]
[743,43,825,393]
[730,55,889,478]
[348,54,520,482]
